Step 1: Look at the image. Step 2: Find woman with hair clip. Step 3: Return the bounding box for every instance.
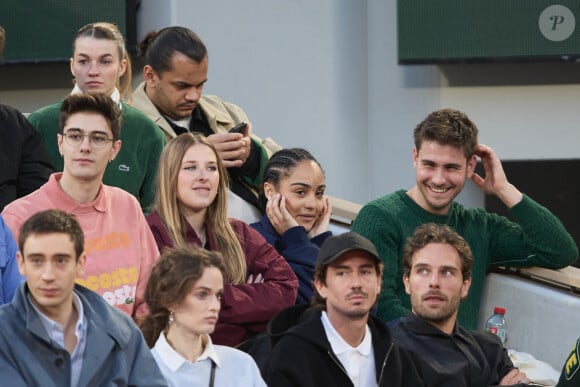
[28,22,164,212]
[251,148,332,304]
[141,246,266,386]
[146,132,298,347]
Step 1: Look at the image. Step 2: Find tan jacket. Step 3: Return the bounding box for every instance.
[131,81,281,155]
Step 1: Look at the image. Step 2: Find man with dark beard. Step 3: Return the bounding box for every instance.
[265,232,424,387]
[391,223,531,387]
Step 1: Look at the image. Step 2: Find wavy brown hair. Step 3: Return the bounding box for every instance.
[73,22,133,101]
[402,223,473,281]
[413,108,478,159]
[153,132,247,284]
[141,245,226,348]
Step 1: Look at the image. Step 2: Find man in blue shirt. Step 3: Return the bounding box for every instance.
[0,209,167,386]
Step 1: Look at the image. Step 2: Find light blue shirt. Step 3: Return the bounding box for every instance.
[30,292,87,387]
[321,311,377,387]
[152,332,266,387]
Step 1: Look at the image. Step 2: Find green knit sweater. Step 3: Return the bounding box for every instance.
[28,101,165,213]
[352,190,578,329]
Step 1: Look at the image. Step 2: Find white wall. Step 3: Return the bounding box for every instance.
[441,80,580,160]
[479,273,580,369]
[367,0,441,200]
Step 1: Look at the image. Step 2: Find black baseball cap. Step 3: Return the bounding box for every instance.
[317,232,381,266]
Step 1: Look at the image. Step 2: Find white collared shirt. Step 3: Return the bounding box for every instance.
[30,292,87,387]
[167,116,191,130]
[71,84,123,108]
[152,332,266,387]
[321,311,377,387]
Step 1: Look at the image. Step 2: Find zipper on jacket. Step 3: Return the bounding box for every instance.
[377,342,394,385]
[327,350,354,385]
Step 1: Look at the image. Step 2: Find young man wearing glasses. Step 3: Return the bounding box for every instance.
[2,93,160,321]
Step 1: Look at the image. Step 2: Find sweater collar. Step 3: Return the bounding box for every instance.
[397,189,454,221]
[71,84,122,107]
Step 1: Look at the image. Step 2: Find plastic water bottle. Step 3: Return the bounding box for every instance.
[485,306,507,345]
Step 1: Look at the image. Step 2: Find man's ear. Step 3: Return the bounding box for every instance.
[403,273,411,295]
[109,140,122,162]
[461,276,472,300]
[375,274,382,295]
[466,154,477,178]
[314,278,327,300]
[76,252,87,277]
[16,251,25,276]
[57,133,64,156]
[412,146,419,168]
[263,182,276,200]
[143,65,157,87]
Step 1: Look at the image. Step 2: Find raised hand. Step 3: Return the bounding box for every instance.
[207,122,252,168]
[308,196,332,238]
[471,144,522,208]
[266,193,299,235]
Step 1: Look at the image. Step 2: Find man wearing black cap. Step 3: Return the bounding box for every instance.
[265,231,424,387]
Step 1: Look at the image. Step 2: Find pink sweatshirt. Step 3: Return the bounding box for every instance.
[2,173,160,318]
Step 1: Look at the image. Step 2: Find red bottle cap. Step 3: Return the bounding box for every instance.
[493,306,506,315]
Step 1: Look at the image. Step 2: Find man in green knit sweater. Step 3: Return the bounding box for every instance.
[352,108,578,329]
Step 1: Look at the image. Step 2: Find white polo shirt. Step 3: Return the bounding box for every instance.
[321,311,377,387]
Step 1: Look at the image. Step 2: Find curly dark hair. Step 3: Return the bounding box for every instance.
[402,223,473,281]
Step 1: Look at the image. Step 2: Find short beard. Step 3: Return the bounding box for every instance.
[411,292,461,327]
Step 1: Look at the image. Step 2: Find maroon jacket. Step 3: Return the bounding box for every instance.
[147,211,298,346]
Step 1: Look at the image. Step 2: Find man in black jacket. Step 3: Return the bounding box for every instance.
[391,223,531,386]
[265,231,424,386]
[0,26,53,211]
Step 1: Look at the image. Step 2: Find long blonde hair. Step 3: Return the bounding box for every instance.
[73,22,133,101]
[154,133,247,284]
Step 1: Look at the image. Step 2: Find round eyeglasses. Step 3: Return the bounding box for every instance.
[62,130,114,148]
